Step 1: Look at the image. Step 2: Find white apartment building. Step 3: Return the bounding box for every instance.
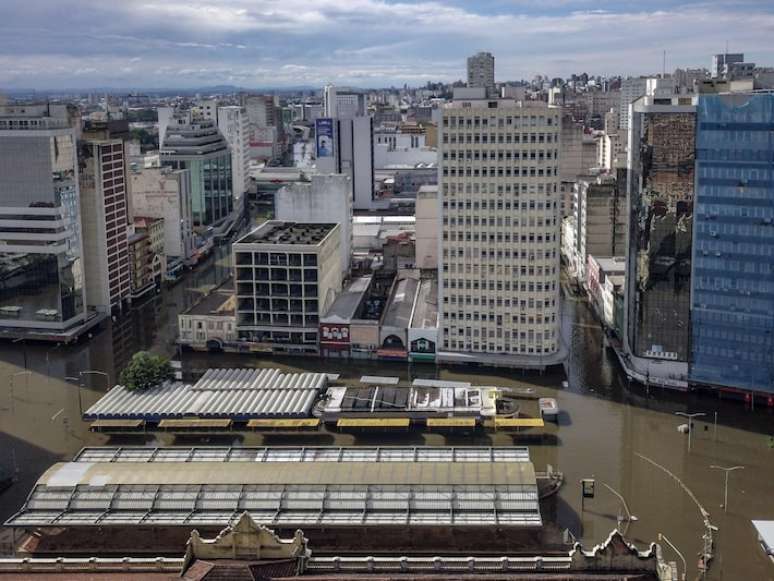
[437,98,564,368]
[323,85,366,119]
[618,78,648,132]
[216,105,250,213]
[128,165,195,265]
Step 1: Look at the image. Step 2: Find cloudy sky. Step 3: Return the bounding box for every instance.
[2,0,773,89]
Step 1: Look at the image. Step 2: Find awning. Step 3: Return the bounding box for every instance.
[426,417,476,428]
[337,417,411,428]
[157,418,232,429]
[486,417,545,429]
[90,419,145,429]
[247,418,320,429]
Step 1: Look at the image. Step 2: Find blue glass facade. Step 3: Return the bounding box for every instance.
[690,94,774,393]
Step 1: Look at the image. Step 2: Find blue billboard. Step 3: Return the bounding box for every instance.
[315,118,334,158]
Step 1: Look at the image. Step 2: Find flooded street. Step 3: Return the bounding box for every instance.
[0,253,773,580]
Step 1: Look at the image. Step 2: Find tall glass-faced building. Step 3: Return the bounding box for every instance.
[0,104,87,333]
[690,93,774,393]
[161,115,233,227]
[625,87,696,385]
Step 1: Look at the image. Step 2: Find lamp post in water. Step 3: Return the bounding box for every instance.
[675,411,706,452]
[709,465,744,512]
[658,533,686,581]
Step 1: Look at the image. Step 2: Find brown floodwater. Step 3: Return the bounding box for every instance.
[0,250,772,580]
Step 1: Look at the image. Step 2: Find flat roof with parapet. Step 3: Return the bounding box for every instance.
[410,278,438,329]
[7,446,540,529]
[321,276,372,322]
[235,221,336,246]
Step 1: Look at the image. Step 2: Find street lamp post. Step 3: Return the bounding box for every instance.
[12,337,27,369]
[80,370,111,389]
[65,376,84,416]
[709,465,744,512]
[599,481,638,534]
[675,411,706,452]
[658,533,687,581]
[9,370,32,412]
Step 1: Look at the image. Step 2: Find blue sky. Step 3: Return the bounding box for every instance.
[1,0,773,89]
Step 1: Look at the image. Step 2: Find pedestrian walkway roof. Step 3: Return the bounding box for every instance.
[83,368,328,421]
[7,447,540,529]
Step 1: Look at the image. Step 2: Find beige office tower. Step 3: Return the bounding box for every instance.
[437,97,564,368]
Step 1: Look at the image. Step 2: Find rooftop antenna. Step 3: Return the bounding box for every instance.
[662,50,666,78]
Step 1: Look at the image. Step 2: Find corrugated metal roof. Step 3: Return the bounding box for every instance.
[73,446,531,464]
[8,447,540,529]
[36,460,536,487]
[83,368,327,421]
[7,482,540,528]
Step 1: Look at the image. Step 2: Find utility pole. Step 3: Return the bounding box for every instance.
[709,465,744,512]
[675,411,706,452]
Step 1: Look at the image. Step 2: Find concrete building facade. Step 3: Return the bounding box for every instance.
[316,116,376,210]
[216,105,250,214]
[274,174,353,276]
[437,98,563,367]
[415,184,439,270]
[128,166,195,266]
[567,175,626,281]
[234,221,342,354]
[467,52,496,97]
[78,137,131,313]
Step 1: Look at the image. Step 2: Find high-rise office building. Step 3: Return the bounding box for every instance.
[711,53,747,79]
[618,78,648,132]
[437,95,563,367]
[216,105,250,214]
[323,85,366,119]
[623,87,697,386]
[79,120,132,313]
[241,94,286,162]
[0,104,97,340]
[315,115,375,211]
[160,112,233,227]
[467,52,496,98]
[690,93,774,393]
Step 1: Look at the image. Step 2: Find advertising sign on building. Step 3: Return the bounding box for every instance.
[315,118,334,158]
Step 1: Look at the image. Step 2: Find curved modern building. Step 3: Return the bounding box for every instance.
[160,113,232,227]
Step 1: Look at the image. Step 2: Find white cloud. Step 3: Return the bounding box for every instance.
[0,0,773,88]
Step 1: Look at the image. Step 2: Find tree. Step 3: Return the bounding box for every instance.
[119,351,173,391]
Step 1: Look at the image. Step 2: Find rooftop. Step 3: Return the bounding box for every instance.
[83,368,328,421]
[7,446,540,529]
[410,278,438,329]
[184,280,235,317]
[382,276,419,329]
[236,221,336,246]
[321,277,372,323]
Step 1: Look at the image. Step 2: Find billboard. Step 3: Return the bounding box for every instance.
[315,118,334,158]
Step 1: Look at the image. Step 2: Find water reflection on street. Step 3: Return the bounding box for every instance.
[0,251,772,579]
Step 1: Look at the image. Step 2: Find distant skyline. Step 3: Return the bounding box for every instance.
[2,0,774,90]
